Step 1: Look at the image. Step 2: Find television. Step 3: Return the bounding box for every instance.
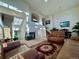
[25,32,35,40]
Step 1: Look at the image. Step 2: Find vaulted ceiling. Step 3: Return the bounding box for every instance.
[24,0,79,16]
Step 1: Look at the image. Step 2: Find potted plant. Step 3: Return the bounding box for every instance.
[72,22,79,36]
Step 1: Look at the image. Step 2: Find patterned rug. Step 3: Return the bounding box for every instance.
[36,44,57,55]
[35,41,62,59]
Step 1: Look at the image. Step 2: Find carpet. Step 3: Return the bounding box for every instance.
[35,41,62,59]
[36,44,57,55]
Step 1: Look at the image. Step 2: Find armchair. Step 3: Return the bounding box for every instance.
[47,31,65,45]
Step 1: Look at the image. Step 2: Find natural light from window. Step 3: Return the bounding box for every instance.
[9,5,17,10]
[0,1,8,7]
[25,12,29,15]
[0,1,23,13]
[26,24,29,33]
[9,5,23,12]
[13,17,23,26]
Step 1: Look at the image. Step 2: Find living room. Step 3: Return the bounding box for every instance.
[0,0,79,59]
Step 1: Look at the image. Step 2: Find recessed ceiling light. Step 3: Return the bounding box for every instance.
[44,0,48,2]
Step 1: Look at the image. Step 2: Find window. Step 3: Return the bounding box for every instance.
[0,1,3,5]
[9,5,17,11]
[0,1,23,13]
[26,24,29,33]
[16,9,23,12]
[0,1,8,7]
[25,12,29,15]
[13,17,23,25]
[9,5,23,12]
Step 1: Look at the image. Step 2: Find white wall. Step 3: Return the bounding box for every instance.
[53,6,79,31]
[45,16,53,30]
[0,14,3,27]
[53,6,79,36]
[20,16,27,40]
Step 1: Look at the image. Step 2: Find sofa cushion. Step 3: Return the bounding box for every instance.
[48,37,64,44]
[52,31,65,37]
[1,41,22,59]
[2,41,21,53]
[5,45,30,59]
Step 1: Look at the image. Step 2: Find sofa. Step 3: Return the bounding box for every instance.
[1,40,44,59]
[47,31,65,44]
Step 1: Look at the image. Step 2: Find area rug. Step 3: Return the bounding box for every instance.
[36,44,57,55]
[35,41,62,59]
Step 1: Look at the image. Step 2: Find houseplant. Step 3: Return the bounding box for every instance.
[72,22,79,36]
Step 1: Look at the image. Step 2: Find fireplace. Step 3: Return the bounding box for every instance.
[25,32,35,40]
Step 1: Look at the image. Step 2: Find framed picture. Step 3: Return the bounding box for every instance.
[45,20,50,25]
[60,21,70,27]
[4,27,11,39]
[32,13,38,22]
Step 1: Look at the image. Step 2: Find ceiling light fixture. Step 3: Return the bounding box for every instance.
[44,0,48,2]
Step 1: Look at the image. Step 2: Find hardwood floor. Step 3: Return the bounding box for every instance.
[57,39,79,59]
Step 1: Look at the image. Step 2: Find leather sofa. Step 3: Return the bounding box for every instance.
[1,41,44,59]
[1,41,24,59]
[47,31,65,44]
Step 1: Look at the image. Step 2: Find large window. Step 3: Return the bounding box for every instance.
[12,17,23,39]
[13,17,23,26]
[0,1,23,13]
[0,1,8,7]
